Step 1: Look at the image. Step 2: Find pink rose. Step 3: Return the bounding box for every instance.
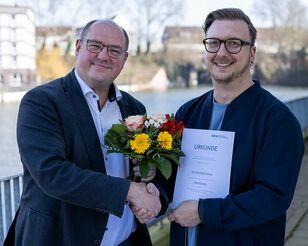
[125,115,145,132]
[150,112,168,124]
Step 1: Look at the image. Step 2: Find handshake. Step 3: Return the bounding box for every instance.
[127,181,161,224]
[126,165,201,227]
[126,162,160,224]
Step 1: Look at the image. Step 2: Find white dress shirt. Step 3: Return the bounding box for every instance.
[75,69,136,246]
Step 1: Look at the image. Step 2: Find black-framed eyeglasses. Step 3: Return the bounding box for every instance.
[81,39,126,59]
[203,38,253,54]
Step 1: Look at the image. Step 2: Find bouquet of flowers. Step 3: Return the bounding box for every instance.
[104,113,185,179]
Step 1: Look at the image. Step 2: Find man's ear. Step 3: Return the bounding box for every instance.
[123,51,128,63]
[75,39,81,56]
[250,45,256,63]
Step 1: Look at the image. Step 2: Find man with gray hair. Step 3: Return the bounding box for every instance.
[4,19,167,246]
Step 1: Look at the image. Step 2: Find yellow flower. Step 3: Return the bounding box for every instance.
[157,131,173,150]
[130,133,151,154]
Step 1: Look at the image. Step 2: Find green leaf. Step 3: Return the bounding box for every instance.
[111,124,128,134]
[174,149,185,157]
[105,126,132,152]
[139,159,151,178]
[169,113,175,120]
[155,157,172,179]
[124,140,131,149]
[159,153,180,166]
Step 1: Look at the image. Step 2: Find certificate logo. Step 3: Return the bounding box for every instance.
[211,134,228,139]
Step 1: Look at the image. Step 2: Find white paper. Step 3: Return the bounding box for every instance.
[171,128,235,209]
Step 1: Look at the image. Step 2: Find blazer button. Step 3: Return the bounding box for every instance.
[94,239,101,245]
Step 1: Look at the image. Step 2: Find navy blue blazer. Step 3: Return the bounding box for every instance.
[4,70,164,246]
[168,81,304,246]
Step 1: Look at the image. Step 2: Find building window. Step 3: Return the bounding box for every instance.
[10,73,22,87]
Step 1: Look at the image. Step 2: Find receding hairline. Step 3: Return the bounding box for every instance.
[92,19,122,30]
[79,19,129,50]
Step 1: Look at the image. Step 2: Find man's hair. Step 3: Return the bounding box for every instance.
[79,19,129,50]
[202,8,257,45]
[79,19,97,40]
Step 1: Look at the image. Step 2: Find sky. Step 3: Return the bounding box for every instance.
[0,0,307,28]
[183,0,260,27]
[183,0,308,27]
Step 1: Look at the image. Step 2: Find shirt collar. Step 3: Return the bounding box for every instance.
[212,95,228,108]
[74,68,122,102]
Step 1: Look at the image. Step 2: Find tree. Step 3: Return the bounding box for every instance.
[36,44,70,83]
[19,0,125,53]
[253,0,307,53]
[16,0,64,26]
[253,0,308,85]
[130,0,184,55]
[60,0,123,56]
[85,0,123,19]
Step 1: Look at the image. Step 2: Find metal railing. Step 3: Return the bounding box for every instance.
[286,96,308,137]
[0,174,23,243]
[0,96,308,244]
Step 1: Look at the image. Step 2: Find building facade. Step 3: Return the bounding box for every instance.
[0,5,36,89]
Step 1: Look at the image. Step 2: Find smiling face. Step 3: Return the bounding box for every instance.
[75,21,128,92]
[204,19,256,85]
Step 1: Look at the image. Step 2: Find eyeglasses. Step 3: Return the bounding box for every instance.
[81,39,126,59]
[203,38,253,54]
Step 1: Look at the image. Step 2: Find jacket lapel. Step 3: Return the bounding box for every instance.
[117,91,145,119]
[202,91,214,129]
[62,71,106,173]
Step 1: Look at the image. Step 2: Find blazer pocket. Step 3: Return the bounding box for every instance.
[22,208,59,246]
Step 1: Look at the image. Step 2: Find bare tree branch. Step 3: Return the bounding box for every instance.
[131,0,184,55]
[84,0,123,19]
[252,0,308,83]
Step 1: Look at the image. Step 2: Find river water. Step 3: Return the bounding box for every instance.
[1,85,308,179]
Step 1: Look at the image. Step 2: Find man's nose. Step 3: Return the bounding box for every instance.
[217,42,228,54]
[97,47,109,59]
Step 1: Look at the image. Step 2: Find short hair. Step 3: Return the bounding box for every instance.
[79,19,98,40]
[202,8,257,45]
[79,19,129,51]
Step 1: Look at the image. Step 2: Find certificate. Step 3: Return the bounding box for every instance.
[171,128,235,209]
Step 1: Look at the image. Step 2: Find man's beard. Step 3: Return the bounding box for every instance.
[211,58,251,84]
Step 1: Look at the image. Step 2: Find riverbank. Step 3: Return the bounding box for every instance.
[1,83,308,104]
[0,90,26,103]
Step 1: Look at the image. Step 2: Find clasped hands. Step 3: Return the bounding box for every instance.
[129,164,201,227]
[127,181,161,224]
